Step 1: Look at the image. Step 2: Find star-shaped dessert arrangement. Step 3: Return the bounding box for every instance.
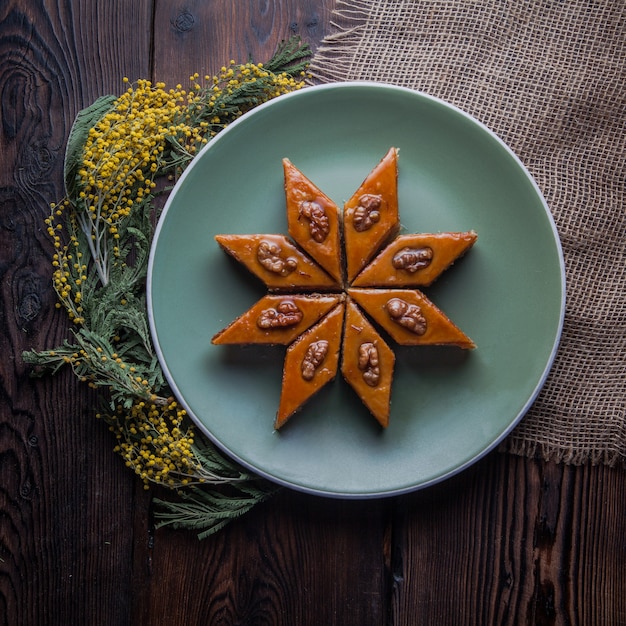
[212,148,477,430]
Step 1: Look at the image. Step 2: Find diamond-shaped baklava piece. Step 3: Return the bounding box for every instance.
[343,147,400,283]
[275,302,345,429]
[283,158,343,284]
[212,293,343,345]
[348,288,475,348]
[341,298,396,428]
[352,231,477,287]
[215,234,339,291]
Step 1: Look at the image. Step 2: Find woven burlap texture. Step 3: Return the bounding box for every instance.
[310,0,626,466]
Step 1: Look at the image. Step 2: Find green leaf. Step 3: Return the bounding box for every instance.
[264,36,311,76]
[153,482,279,539]
[64,94,117,199]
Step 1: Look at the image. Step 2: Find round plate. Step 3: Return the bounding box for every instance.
[148,82,565,498]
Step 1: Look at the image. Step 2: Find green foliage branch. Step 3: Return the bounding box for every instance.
[23,37,310,538]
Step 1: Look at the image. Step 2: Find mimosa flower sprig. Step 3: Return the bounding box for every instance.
[23,37,311,538]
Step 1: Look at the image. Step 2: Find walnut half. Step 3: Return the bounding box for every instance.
[301,340,329,381]
[299,200,330,243]
[257,240,298,276]
[358,342,380,387]
[257,300,303,329]
[352,194,382,232]
[392,246,433,273]
[385,298,427,335]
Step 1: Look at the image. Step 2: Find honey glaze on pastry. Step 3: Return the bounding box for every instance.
[212,147,477,431]
[211,293,343,345]
[341,298,395,428]
[283,158,343,284]
[343,147,399,283]
[215,234,339,291]
[347,288,475,349]
[352,231,478,288]
[275,302,345,429]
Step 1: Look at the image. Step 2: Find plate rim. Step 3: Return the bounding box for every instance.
[147,81,567,499]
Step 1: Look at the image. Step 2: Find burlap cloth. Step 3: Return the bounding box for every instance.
[309,0,626,466]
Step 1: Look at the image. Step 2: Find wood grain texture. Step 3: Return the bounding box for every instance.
[391,454,626,626]
[0,1,152,624]
[1,1,626,624]
[133,492,389,625]
[153,0,333,80]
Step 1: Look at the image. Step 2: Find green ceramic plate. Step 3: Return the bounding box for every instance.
[148,83,565,498]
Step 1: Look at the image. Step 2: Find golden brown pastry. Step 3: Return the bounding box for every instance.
[341,298,395,428]
[212,293,343,345]
[351,231,477,287]
[215,234,340,291]
[275,302,345,429]
[347,288,475,349]
[213,147,477,431]
[343,147,400,283]
[283,158,343,284]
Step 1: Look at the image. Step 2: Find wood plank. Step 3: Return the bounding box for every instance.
[152,0,335,79]
[390,452,626,625]
[0,1,153,624]
[131,4,386,625]
[133,490,388,624]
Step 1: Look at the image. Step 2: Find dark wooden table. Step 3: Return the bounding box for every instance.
[2,2,625,624]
